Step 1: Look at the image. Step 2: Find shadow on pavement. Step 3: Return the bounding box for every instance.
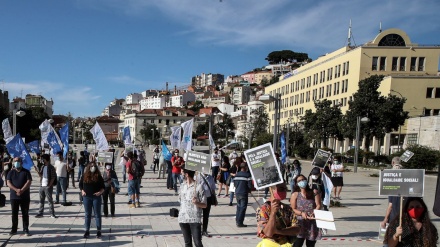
[337,216,383,222]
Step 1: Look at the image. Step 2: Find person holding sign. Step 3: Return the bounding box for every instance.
[256,182,300,247]
[171,149,185,195]
[234,163,252,228]
[384,197,438,247]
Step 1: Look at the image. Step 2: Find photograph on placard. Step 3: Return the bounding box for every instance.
[311,149,332,168]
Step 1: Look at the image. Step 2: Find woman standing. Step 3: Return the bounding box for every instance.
[102,163,118,217]
[217,156,231,197]
[384,197,438,247]
[79,162,105,238]
[290,175,321,247]
[330,157,344,200]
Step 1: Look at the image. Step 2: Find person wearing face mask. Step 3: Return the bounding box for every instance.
[330,157,344,200]
[6,157,32,236]
[217,156,231,197]
[256,182,300,247]
[290,174,322,247]
[79,162,105,238]
[289,160,302,194]
[384,197,438,247]
[102,163,118,217]
[35,154,58,218]
[211,148,221,183]
[171,149,184,195]
[309,167,327,211]
[54,151,68,205]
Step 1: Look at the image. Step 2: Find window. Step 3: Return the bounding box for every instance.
[343,63,346,75]
[426,87,434,98]
[410,57,417,71]
[418,57,425,71]
[436,88,440,98]
[380,57,386,71]
[424,109,431,116]
[399,57,406,71]
[159,119,162,123]
[407,133,417,145]
[372,57,378,70]
[346,61,349,75]
[434,109,440,116]
[392,57,398,71]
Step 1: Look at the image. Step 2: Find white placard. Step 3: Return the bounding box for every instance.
[313,210,336,230]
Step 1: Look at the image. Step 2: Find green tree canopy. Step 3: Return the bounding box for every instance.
[14,107,50,142]
[393,144,440,170]
[265,50,309,64]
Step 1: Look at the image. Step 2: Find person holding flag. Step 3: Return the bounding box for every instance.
[54,151,68,206]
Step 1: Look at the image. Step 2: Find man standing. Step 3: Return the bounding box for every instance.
[233,163,252,227]
[54,151,68,205]
[35,154,57,218]
[171,149,185,195]
[178,169,206,247]
[6,157,32,236]
[126,151,141,208]
[77,151,86,182]
[211,148,221,183]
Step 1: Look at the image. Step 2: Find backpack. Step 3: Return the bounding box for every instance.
[130,160,145,179]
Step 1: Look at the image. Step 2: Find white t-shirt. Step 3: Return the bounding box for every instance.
[331,163,344,177]
[54,160,68,177]
[211,153,221,167]
[41,166,49,187]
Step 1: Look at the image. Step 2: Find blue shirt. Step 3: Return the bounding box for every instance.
[233,171,252,196]
[7,168,32,200]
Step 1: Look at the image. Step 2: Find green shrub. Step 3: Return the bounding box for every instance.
[294,143,314,159]
[393,144,440,170]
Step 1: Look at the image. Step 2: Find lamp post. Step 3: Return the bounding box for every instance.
[390,89,405,151]
[354,116,370,173]
[12,109,26,136]
[259,93,281,150]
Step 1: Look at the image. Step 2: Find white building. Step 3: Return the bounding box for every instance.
[232,85,251,105]
[140,97,166,110]
[403,115,440,151]
[126,93,143,105]
[217,103,235,115]
[169,92,196,107]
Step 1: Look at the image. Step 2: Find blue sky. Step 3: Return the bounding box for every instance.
[0,0,439,117]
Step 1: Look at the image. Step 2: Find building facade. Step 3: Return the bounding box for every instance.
[24,94,54,117]
[232,85,251,105]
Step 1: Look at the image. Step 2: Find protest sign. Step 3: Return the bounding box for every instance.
[379,169,425,197]
[185,150,211,173]
[244,143,283,190]
[97,152,114,163]
[400,150,414,162]
[314,210,336,230]
[311,149,332,168]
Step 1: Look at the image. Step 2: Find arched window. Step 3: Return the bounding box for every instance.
[378,34,406,46]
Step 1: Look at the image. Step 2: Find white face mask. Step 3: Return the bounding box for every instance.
[311,175,318,180]
[106,165,111,170]
[90,167,96,173]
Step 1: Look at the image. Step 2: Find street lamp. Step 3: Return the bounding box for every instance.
[13,109,26,136]
[390,89,404,151]
[259,93,281,150]
[354,116,370,173]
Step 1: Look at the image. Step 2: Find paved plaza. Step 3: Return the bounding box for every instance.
[0,147,439,246]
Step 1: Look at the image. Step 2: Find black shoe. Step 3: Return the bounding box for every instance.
[83,231,90,238]
[24,229,31,236]
[127,201,132,204]
[202,231,212,238]
[9,231,17,236]
[104,214,108,217]
[96,231,101,238]
[236,224,247,228]
[111,214,115,218]
[54,201,60,204]
[228,202,233,206]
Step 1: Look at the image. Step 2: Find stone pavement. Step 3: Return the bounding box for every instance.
[0,147,438,247]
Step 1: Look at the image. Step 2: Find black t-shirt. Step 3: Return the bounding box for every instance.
[7,168,32,200]
[79,175,105,197]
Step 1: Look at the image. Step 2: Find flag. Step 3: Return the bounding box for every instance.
[434,166,440,217]
[180,119,194,151]
[280,131,287,164]
[39,119,62,147]
[47,131,62,154]
[170,126,181,149]
[59,122,69,159]
[321,173,334,207]
[209,133,216,149]
[90,122,109,151]
[162,140,172,161]
[27,140,40,154]
[122,126,132,145]
[2,118,13,144]
[6,134,34,170]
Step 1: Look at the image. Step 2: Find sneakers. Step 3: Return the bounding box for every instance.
[129,204,136,208]
[135,202,140,208]
[35,214,43,218]
[96,231,102,238]
[236,224,247,228]
[83,231,90,238]
[202,231,212,238]
[24,229,31,236]
[50,215,58,218]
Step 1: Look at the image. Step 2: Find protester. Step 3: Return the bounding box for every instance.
[166,155,174,190]
[290,174,322,247]
[79,162,105,238]
[66,152,76,189]
[152,145,160,173]
[234,163,252,227]
[198,172,216,238]
[34,153,44,179]
[178,169,207,247]
[289,160,301,194]
[217,156,231,197]
[2,154,12,187]
[6,157,32,236]
[228,157,242,206]
[330,157,344,200]
[265,153,282,199]
[211,148,221,183]
[77,151,86,182]
[229,148,239,167]
[384,197,438,247]
[119,152,128,183]
[309,167,326,210]
[126,151,141,208]
[157,153,167,179]
[171,149,184,195]
[54,151,68,205]
[35,154,57,218]
[102,163,118,217]
[256,182,300,247]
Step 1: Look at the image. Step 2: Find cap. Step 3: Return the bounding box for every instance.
[311,167,321,175]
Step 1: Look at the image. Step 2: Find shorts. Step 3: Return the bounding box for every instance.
[128,179,140,195]
[331,177,344,187]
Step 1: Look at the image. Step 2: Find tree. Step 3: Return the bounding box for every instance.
[14,107,50,141]
[195,121,209,138]
[343,75,408,153]
[213,113,235,144]
[190,101,204,114]
[261,77,270,87]
[242,107,270,148]
[265,50,309,64]
[139,124,159,143]
[393,144,440,170]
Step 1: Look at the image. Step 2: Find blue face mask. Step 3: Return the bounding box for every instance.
[298,180,308,188]
[14,162,21,169]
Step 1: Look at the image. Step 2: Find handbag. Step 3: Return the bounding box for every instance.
[201,175,218,206]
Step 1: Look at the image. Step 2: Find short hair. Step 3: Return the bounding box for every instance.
[42,154,51,162]
[239,163,247,169]
[126,151,134,159]
[183,169,195,178]
[392,156,401,165]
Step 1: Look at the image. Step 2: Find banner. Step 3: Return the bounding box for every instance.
[321,173,334,207]
[244,143,283,190]
[280,131,287,164]
[59,122,69,159]
[122,126,132,145]
[185,150,211,173]
[27,140,40,154]
[311,149,332,168]
[2,118,13,144]
[90,122,109,151]
[6,134,34,170]
[39,119,62,147]
[162,141,172,161]
[180,119,193,151]
[209,133,216,149]
[170,126,181,149]
[379,169,425,197]
[47,131,62,154]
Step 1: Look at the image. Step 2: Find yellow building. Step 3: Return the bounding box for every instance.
[265,28,440,155]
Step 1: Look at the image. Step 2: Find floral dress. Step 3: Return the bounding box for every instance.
[295,193,321,241]
[256,201,297,244]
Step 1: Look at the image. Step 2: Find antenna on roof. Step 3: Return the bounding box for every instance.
[379,21,382,33]
[347,19,352,47]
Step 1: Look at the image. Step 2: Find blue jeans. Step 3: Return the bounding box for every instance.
[166,161,173,189]
[128,179,140,196]
[229,192,235,203]
[172,173,182,192]
[235,194,248,225]
[77,165,85,181]
[83,195,102,231]
[56,177,67,203]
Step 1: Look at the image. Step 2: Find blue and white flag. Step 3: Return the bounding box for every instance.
[162,140,172,161]
[180,119,194,151]
[27,140,40,154]
[59,122,69,159]
[322,173,334,207]
[39,119,62,147]
[6,134,34,170]
[47,131,62,154]
[122,126,132,145]
[209,133,216,149]
[90,122,109,151]
[2,118,13,144]
[170,126,181,150]
[280,131,287,164]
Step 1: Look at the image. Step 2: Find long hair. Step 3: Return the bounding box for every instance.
[293,174,314,200]
[223,156,231,167]
[233,157,243,167]
[83,162,102,183]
